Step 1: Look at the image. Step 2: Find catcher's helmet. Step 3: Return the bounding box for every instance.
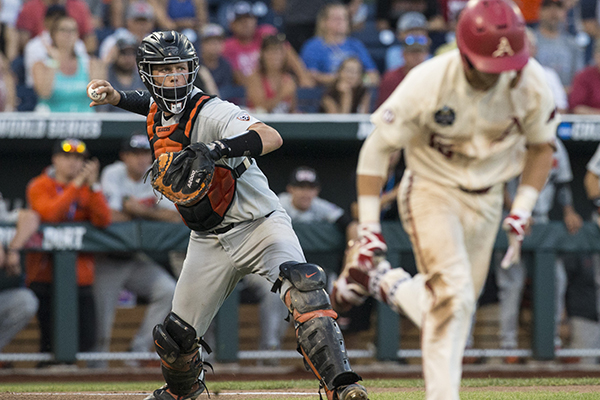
[137,31,199,114]
[456,0,528,73]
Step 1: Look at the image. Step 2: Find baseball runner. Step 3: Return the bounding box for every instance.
[87,31,368,400]
[332,1,558,399]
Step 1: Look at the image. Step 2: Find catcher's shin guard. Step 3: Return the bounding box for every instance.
[273,262,363,400]
[152,312,210,398]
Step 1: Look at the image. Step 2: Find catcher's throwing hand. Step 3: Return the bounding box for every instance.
[149,143,215,206]
[86,79,121,107]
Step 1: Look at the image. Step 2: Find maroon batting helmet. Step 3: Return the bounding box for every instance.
[456,0,529,73]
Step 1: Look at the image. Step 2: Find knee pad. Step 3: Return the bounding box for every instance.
[153,312,208,396]
[275,262,361,392]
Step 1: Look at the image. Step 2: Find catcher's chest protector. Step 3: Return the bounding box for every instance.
[146,93,246,231]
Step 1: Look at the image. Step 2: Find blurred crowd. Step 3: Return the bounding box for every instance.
[2,0,600,114]
[4,0,600,367]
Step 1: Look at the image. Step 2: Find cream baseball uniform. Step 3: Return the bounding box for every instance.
[359,49,558,400]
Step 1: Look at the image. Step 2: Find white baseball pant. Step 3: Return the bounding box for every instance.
[379,170,503,400]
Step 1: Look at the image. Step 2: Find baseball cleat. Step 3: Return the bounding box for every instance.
[336,383,368,400]
[144,381,205,400]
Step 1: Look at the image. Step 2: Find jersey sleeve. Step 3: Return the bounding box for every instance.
[191,97,261,143]
[370,67,424,149]
[522,61,560,145]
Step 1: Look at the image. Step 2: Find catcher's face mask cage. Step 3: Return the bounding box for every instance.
[137,30,200,114]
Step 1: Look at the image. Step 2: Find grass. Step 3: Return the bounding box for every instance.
[1,378,599,395]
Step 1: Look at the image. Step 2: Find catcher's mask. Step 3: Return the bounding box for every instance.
[137,30,199,114]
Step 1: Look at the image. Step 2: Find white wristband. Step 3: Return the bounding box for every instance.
[511,185,539,215]
[357,195,381,224]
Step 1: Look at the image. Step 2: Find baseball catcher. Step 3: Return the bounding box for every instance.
[87,30,368,400]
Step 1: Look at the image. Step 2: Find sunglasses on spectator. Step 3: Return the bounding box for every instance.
[60,139,87,154]
[403,35,429,46]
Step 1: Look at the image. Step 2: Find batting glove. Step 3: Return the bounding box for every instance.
[500,210,530,269]
[356,222,388,270]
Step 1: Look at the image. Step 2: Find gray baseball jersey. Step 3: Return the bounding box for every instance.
[149,89,303,337]
[155,89,282,227]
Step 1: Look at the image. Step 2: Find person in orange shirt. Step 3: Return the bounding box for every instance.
[26,138,111,360]
[515,0,543,24]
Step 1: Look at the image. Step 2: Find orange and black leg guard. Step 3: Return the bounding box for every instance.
[275,262,362,400]
[152,312,208,397]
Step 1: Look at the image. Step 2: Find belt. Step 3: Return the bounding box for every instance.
[459,186,492,194]
[209,223,234,235]
[208,210,276,235]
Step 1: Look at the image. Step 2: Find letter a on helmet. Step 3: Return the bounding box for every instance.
[456,0,529,73]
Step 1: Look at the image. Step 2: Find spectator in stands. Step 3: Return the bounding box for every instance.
[376,27,428,108]
[279,0,336,53]
[514,0,544,25]
[91,133,177,368]
[15,0,96,55]
[26,138,111,360]
[277,165,356,341]
[96,36,145,112]
[165,0,208,32]
[576,144,600,363]
[0,0,21,61]
[24,6,88,97]
[0,52,15,111]
[300,2,379,87]
[110,0,175,31]
[569,39,600,114]
[246,34,297,113]
[32,14,103,113]
[99,1,156,63]
[376,0,445,32]
[198,23,235,91]
[280,165,353,233]
[580,0,600,46]
[0,208,39,357]
[223,0,313,87]
[385,11,430,72]
[496,139,582,364]
[533,0,584,88]
[526,27,568,113]
[319,56,370,113]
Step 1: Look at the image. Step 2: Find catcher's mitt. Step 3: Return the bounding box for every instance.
[149,143,215,206]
